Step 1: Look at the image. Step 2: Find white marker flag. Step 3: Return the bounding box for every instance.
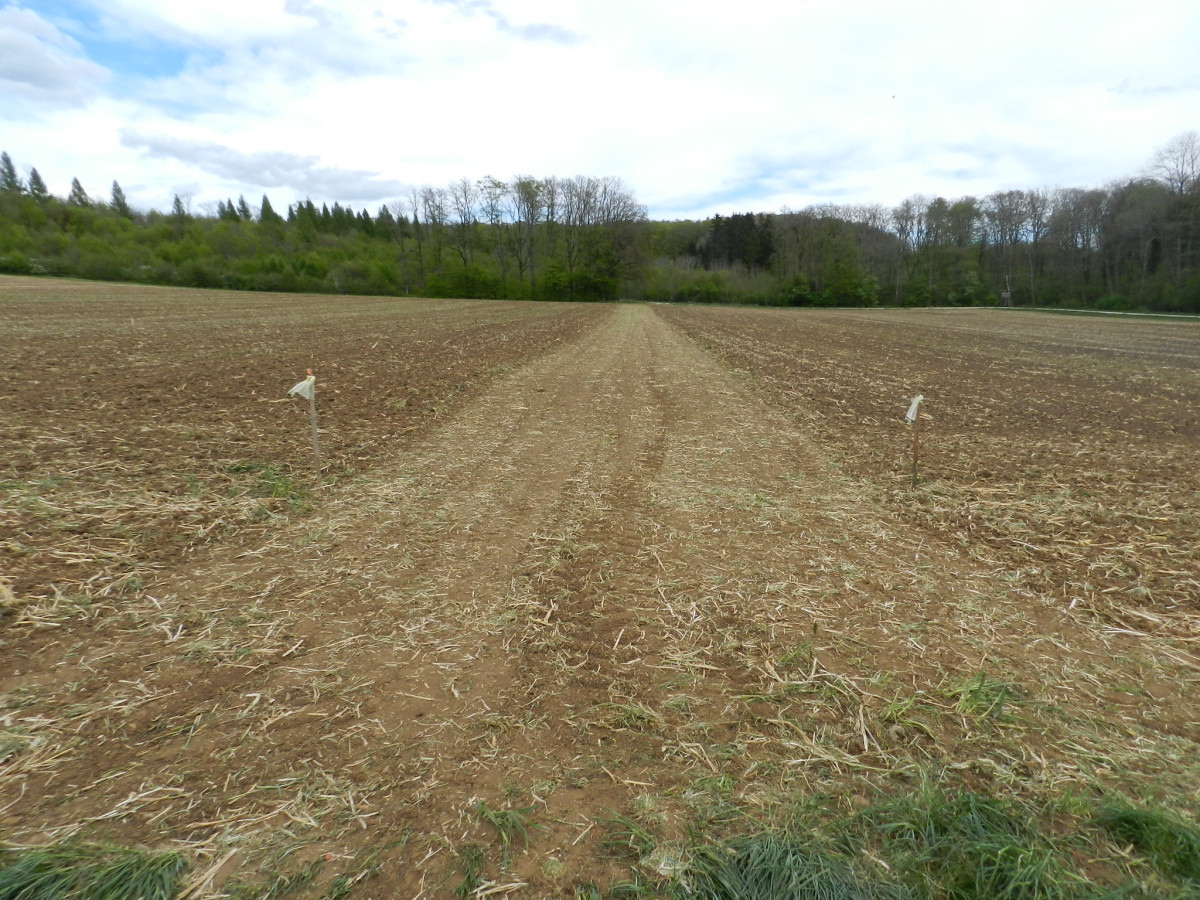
[288,373,315,400]
[905,395,924,425]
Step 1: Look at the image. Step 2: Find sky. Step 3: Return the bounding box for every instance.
[2,0,1198,221]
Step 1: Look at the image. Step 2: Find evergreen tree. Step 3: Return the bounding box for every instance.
[331,201,348,233]
[236,194,253,220]
[67,177,90,206]
[27,168,49,201]
[1,152,21,193]
[260,194,283,225]
[170,194,190,238]
[111,180,132,218]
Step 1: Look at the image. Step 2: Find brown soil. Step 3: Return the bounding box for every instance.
[2,280,1198,898]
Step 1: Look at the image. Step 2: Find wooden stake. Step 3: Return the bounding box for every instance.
[306,368,320,466]
[905,395,924,488]
[911,409,920,488]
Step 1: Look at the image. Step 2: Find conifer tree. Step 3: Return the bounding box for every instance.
[67,177,90,206]
[0,152,21,193]
[260,194,282,225]
[27,168,49,201]
[237,194,252,220]
[111,180,132,218]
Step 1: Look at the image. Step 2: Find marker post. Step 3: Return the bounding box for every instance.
[288,369,321,467]
[905,395,924,487]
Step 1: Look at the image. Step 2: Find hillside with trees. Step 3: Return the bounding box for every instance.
[1,133,1197,311]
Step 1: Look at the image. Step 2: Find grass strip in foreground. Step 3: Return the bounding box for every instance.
[0,842,186,900]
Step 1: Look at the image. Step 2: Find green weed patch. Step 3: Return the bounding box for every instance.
[0,843,186,900]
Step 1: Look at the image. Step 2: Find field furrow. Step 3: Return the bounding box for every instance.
[2,280,1199,899]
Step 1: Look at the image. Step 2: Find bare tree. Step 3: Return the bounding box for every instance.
[477,176,512,288]
[1148,131,1200,195]
[1023,189,1051,304]
[420,186,449,275]
[509,176,543,294]
[447,177,478,268]
[985,190,1026,293]
[540,177,560,263]
[406,188,426,288]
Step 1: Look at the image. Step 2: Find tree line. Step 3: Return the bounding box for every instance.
[1,133,1197,311]
[0,161,649,301]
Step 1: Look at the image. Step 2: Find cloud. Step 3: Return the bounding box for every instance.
[425,0,581,44]
[282,0,335,28]
[5,0,1198,220]
[120,130,407,201]
[0,5,109,107]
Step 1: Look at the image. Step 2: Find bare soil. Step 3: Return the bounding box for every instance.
[2,279,1198,898]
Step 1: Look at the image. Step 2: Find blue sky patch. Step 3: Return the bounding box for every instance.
[23,0,200,79]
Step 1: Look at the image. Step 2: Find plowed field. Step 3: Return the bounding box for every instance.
[2,277,1199,899]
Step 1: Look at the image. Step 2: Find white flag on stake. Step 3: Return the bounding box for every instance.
[288,372,315,400]
[905,395,924,425]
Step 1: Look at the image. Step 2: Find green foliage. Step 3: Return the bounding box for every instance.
[229,858,324,900]
[2,150,1198,309]
[591,786,1200,900]
[226,461,308,507]
[678,833,907,900]
[947,672,1023,721]
[0,152,20,193]
[474,800,539,866]
[0,842,187,900]
[601,811,659,863]
[26,168,49,202]
[67,178,90,208]
[856,788,1077,900]
[110,181,132,218]
[1097,802,1200,883]
[0,250,31,274]
[454,844,486,899]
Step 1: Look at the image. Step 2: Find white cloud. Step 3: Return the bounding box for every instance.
[3,0,1199,218]
[120,128,407,201]
[0,5,109,105]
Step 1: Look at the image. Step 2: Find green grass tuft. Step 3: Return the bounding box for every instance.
[600,811,658,863]
[857,788,1077,900]
[226,461,308,505]
[947,672,1022,721]
[676,832,907,900]
[253,858,324,899]
[0,842,187,900]
[1097,802,1200,883]
[474,801,538,867]
[454,844,486,899]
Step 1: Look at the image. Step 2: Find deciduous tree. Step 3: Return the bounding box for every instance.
[1148,131,1200,195]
